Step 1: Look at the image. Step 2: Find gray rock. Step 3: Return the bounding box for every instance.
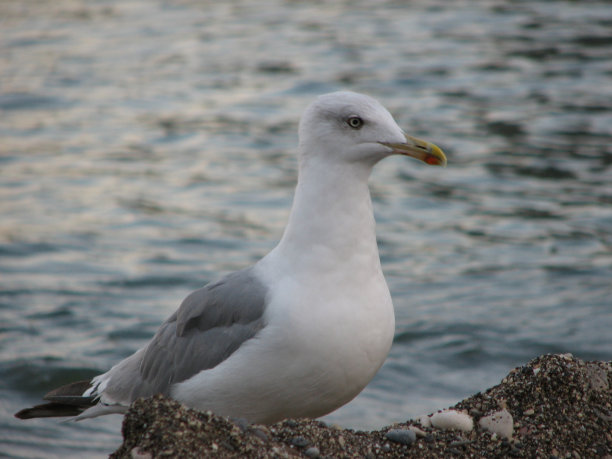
[385,428,417,445]
[304,446,320,458]
[290,435,310,448]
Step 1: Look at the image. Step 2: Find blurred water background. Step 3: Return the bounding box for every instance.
[1,0,611,457]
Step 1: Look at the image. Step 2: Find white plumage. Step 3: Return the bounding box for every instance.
[16,91,446,424]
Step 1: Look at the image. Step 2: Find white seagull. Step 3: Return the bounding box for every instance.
[16,91,446,425]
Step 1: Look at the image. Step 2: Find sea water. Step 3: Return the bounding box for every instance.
[1,1,611,457]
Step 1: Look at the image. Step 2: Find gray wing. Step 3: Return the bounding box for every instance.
[113,267,268,400]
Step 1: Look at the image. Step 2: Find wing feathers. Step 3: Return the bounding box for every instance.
[15,380,96,419]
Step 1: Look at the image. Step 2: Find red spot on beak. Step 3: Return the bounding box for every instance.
[425,155,439,165]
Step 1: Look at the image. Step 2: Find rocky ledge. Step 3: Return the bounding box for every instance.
[111,354,611,458]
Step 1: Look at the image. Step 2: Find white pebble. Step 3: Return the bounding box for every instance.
[409,426,427,437]
[430,409,474,432]
[479,409,513,439]
[417,414,432,427]
[131,447,152,459]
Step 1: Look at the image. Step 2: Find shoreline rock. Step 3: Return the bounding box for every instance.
[111,354,611,458]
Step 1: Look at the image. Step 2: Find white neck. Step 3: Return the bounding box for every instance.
[274,158,381,276]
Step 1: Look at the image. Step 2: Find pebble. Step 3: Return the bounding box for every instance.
[385,428,417,445]
[232,417,249,432]
[586,363,609,391]
[251,428,268,442]
[304,446,320,458]
[130,447,152,459]
[290,436,310,448]
[409,426,427,437]
[479,409,514,439]
[417,414,432,427]
[430,409,474,432]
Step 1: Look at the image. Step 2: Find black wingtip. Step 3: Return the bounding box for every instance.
[43,379,93,401]
[16,379,96,420]
[15,402,85,419]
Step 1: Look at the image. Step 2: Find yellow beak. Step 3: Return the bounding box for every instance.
[380,134,447,167]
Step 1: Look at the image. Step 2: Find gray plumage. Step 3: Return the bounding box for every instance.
[16,267,269,418]
[138,267,268,395]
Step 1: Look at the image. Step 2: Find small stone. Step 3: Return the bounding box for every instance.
[304,446,320,458]
[479,409,513,439]
[251,428,268,442]
[430,410,474,432]
[232,417,249,432]
[417,414,432,427]
[409,426,427,437]
[382,443,391,452]
[187,418,202,428]
[130,447,152,459]
[450,440,472,447]
[385,429,417,445]
[524,408,535,416]
[586,364,609,391]
[290,436,310,448]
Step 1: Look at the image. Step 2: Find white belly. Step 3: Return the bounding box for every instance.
[171,257,395,424]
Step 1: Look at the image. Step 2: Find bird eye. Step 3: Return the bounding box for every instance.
[347,116,363,129]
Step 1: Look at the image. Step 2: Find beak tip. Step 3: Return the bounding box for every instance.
[381,137,448,167]
[427,145,447,167]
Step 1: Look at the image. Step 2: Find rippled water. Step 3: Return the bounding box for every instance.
[1,0,611,457]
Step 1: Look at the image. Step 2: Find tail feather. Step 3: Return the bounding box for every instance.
[15,379,97,420]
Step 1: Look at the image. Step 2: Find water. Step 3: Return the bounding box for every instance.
[1,0,611,456]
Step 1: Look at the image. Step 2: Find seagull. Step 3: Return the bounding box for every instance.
[16,91,446,425]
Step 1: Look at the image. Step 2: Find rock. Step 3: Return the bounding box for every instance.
[385,428,417,445]
[290,436,309,448]
[110,354,612,458]
[251,427,268,442]
[586,363,609,391]
[130,447,151,459]
[479,409,513,439]
[304,446,320,458]
[430,409,474,432]
[417,414,432,427]
[409,426,427,437]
